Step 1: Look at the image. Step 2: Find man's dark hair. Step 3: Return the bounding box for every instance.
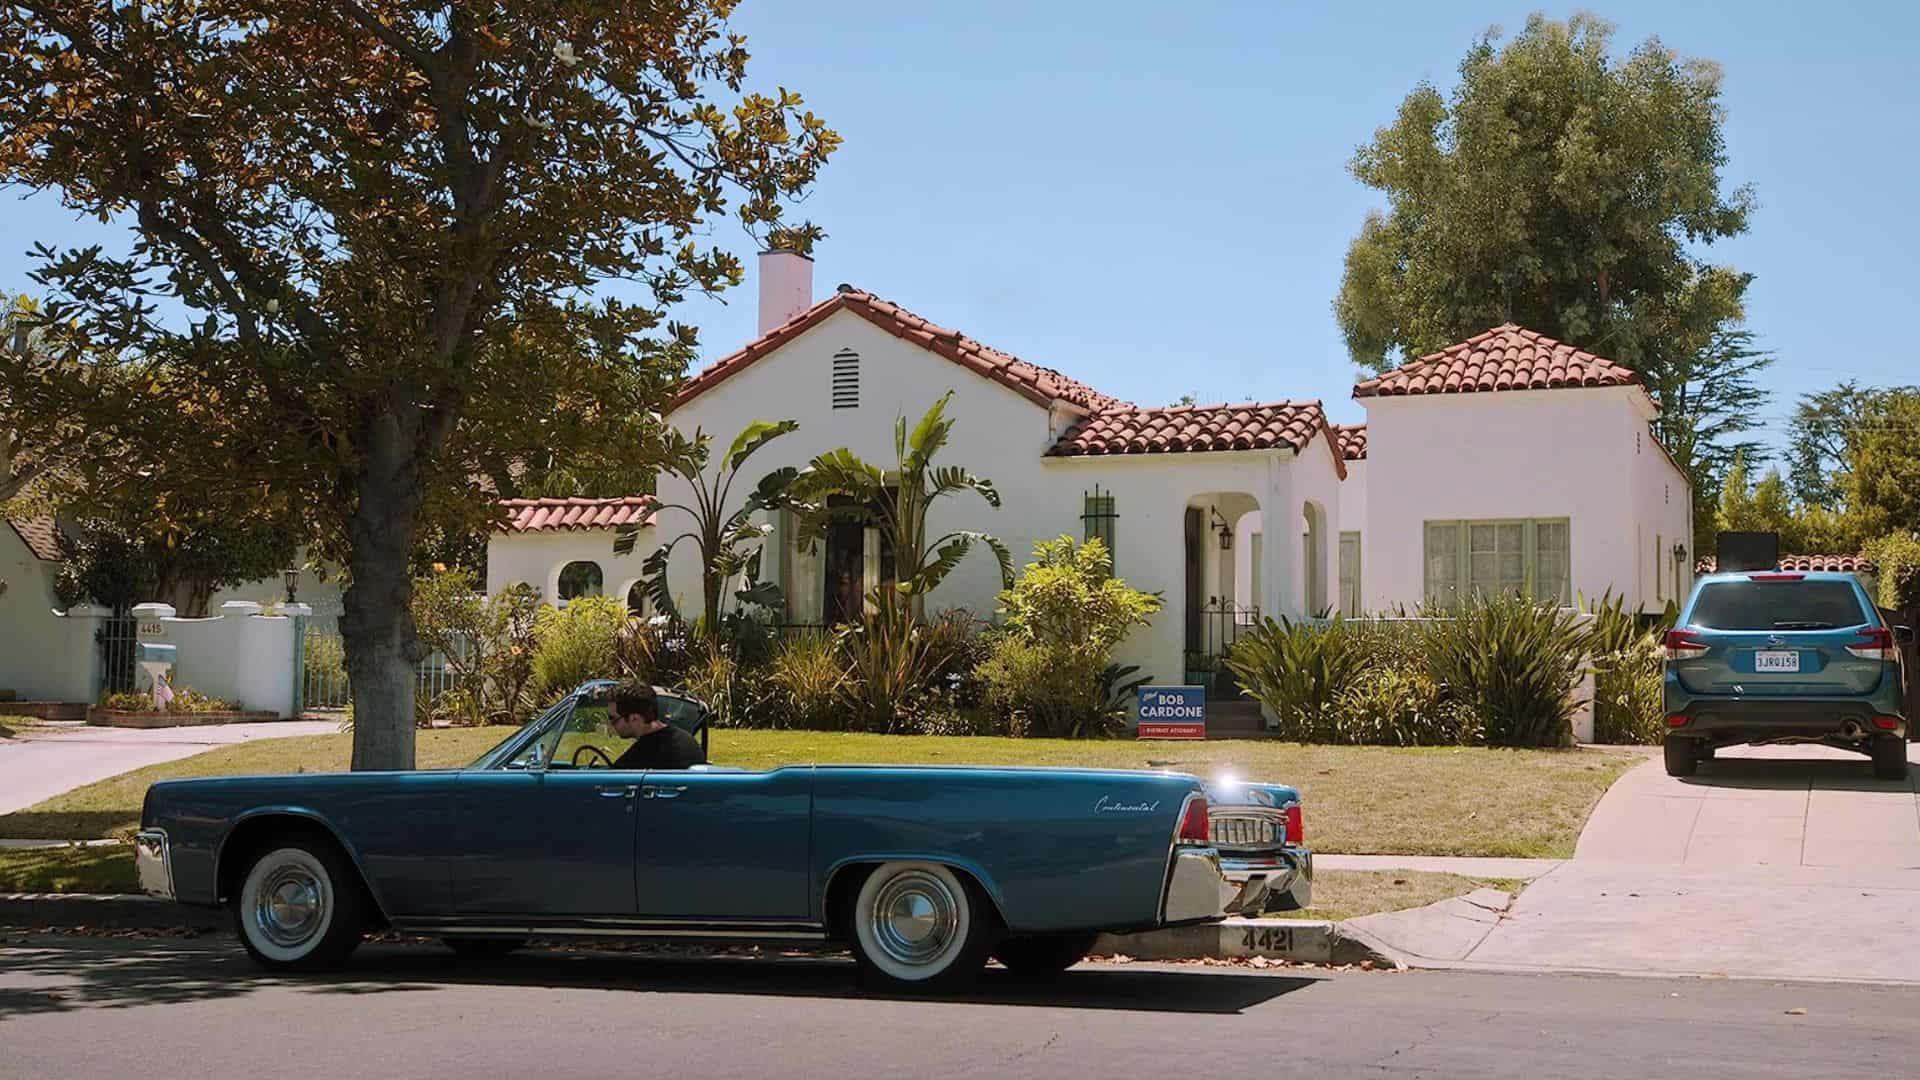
[610,682,658,722]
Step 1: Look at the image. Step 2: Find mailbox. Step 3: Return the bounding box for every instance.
[136,642,177,667]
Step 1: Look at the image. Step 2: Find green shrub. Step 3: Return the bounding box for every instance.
[531,595,626,701]
[1419,592,1588,748]
[765,632,847,730]
[303,632,347,686]
[613,616,701,689]
[680,643,740,727]
[1336,666,1476,746]
[99,687,240,713]
[1224,616,1371,741]
[978,537,1160,737]
[1584,592,1667,745]
[1864,532,1920,613]
[835,590,934,733]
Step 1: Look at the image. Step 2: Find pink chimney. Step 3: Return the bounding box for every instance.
[758,250,814,336]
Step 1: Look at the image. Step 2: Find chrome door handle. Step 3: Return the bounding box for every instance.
[596,785,635,799]
[641,785,688,799]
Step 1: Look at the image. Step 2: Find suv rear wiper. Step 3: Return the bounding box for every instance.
[1771,620,1837,629]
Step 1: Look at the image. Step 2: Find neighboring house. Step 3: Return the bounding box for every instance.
[486,253,1692,692]
[0,516,79,701]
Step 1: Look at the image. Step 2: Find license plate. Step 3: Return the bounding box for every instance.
[1754,650,1800,673]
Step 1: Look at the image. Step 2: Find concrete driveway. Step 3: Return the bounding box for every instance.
[1365,743,1920,983]
[1576,743,1920,867]
[0,721,337,819]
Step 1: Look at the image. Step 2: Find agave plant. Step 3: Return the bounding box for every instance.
[1223,616,1371,741]
[614,418,798,637]
[1419,591,1589,748]
[790,391,1012,620]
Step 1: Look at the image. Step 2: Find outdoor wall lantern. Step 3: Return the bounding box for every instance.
[283,566,300,603]
[1210,508,1233,550]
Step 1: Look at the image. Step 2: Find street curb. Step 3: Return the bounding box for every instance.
[3,896,1403,969]
[0,893,225,931]
[1093,918,1403,968]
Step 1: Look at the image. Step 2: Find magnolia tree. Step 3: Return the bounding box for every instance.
[0,3,837,768]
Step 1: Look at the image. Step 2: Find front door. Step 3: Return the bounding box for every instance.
[632,769,814,922]
[1184,506,1205,658]
[449,697,640,916]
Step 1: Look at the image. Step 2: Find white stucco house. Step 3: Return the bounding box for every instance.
[486,253,1693,715]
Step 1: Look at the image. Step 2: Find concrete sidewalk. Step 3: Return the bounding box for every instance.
[0,721,337,817]
[1315,854,1561,879]
[1351,743,1920,984]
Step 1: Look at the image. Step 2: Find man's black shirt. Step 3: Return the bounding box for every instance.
[612,724,706,770]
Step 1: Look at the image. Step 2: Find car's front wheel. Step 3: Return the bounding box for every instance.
[848,861,996,988]
[235,837,365,972]
[1663,735,1700,777]
[993,933,1097,976]
[1871,733,1909,781]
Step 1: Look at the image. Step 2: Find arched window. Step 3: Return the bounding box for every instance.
[626,580,648,616]
[558,560,604,601]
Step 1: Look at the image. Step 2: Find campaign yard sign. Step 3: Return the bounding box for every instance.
[1136,685,1206,739]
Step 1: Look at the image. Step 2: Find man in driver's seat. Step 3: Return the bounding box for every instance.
[608,683,706,770]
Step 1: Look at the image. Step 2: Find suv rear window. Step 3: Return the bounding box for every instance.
[1689,580,1870,631]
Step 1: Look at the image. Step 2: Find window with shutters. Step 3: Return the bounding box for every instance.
[1423,519,1571,607]
[831,348,859,409]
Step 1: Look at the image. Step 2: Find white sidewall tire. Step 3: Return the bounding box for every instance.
[852,862,975,984]
[239,846,337,965]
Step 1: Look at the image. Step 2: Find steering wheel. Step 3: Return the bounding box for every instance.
[571,744,615,769]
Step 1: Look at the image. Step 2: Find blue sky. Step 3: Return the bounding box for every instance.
[3,2,1914,456]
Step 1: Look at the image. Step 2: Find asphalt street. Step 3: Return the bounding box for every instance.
[2,933,1915,1079]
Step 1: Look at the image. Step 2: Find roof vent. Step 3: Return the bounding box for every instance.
[831,348,859,409]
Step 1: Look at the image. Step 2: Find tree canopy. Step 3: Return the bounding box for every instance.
[1335,12,1754,373]
[0,2,837,768]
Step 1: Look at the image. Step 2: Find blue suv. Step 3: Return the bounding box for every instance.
[1663,571,1913,780]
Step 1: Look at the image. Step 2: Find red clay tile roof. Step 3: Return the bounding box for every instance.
[1332,423,1367,460]
[496,497,655,533]
[6,517,65,562]
[1353,325,1641,399]
[1048,400,1345,474]
[671,287,1132,415]
[1694,554,1877,574]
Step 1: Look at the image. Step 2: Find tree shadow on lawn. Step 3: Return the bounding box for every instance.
[0,933,1315,1019]
[0,810,135,841]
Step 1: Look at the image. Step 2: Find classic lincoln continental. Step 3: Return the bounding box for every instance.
[136,680,1311,987]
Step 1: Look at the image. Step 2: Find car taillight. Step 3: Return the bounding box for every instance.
[1176,795,1210,844]
[1872,716,1901,731]
[1664,629,1709,661]
[1848,628,1895,662]
[1282,803,1304,845]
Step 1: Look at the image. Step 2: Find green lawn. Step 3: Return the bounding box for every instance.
[1288,870,1519,923]
[0,845,1510,927]
[0,727,1640,858]
[0,844,137,894]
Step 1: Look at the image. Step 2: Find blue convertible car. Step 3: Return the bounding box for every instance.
[136,680,1311,987]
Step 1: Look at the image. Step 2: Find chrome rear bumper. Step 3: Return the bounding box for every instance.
[134,829,174,901]
[1220,845,1314,913]
[1161,845,1287,924]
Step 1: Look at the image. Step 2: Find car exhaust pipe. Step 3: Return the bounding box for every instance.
[1840,720,1866,740]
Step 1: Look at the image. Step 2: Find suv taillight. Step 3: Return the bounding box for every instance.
[1664,629,1710,661]
[1176,795,1210,844]
[1847,627,1895,662]
[1282,803,1304,845]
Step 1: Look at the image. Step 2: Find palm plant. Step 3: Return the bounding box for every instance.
[790,391,1012,619]
[614,419,798,636]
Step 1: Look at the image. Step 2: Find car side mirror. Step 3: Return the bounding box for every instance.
[1896,626,1915,645]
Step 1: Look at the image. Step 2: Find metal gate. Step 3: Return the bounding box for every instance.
[96,615,138,697]
[299,618,469,715]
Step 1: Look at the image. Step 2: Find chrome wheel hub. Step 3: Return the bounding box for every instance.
[870,870,959,966]
[253,862,326,948]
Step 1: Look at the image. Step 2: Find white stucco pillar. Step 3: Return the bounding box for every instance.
[1262,463,1297,619]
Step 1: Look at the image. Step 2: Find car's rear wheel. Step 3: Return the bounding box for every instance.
[1663,735,1700,777]
[848,861,996,988]
[443,936,527,959]
[993,933,1097,976]
[235,837,364,972]
[1871,734,1909,781]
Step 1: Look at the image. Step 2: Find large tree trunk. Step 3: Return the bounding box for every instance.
[341,413,426,771]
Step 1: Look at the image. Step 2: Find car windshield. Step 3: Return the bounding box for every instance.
[1689,580,1869,631]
